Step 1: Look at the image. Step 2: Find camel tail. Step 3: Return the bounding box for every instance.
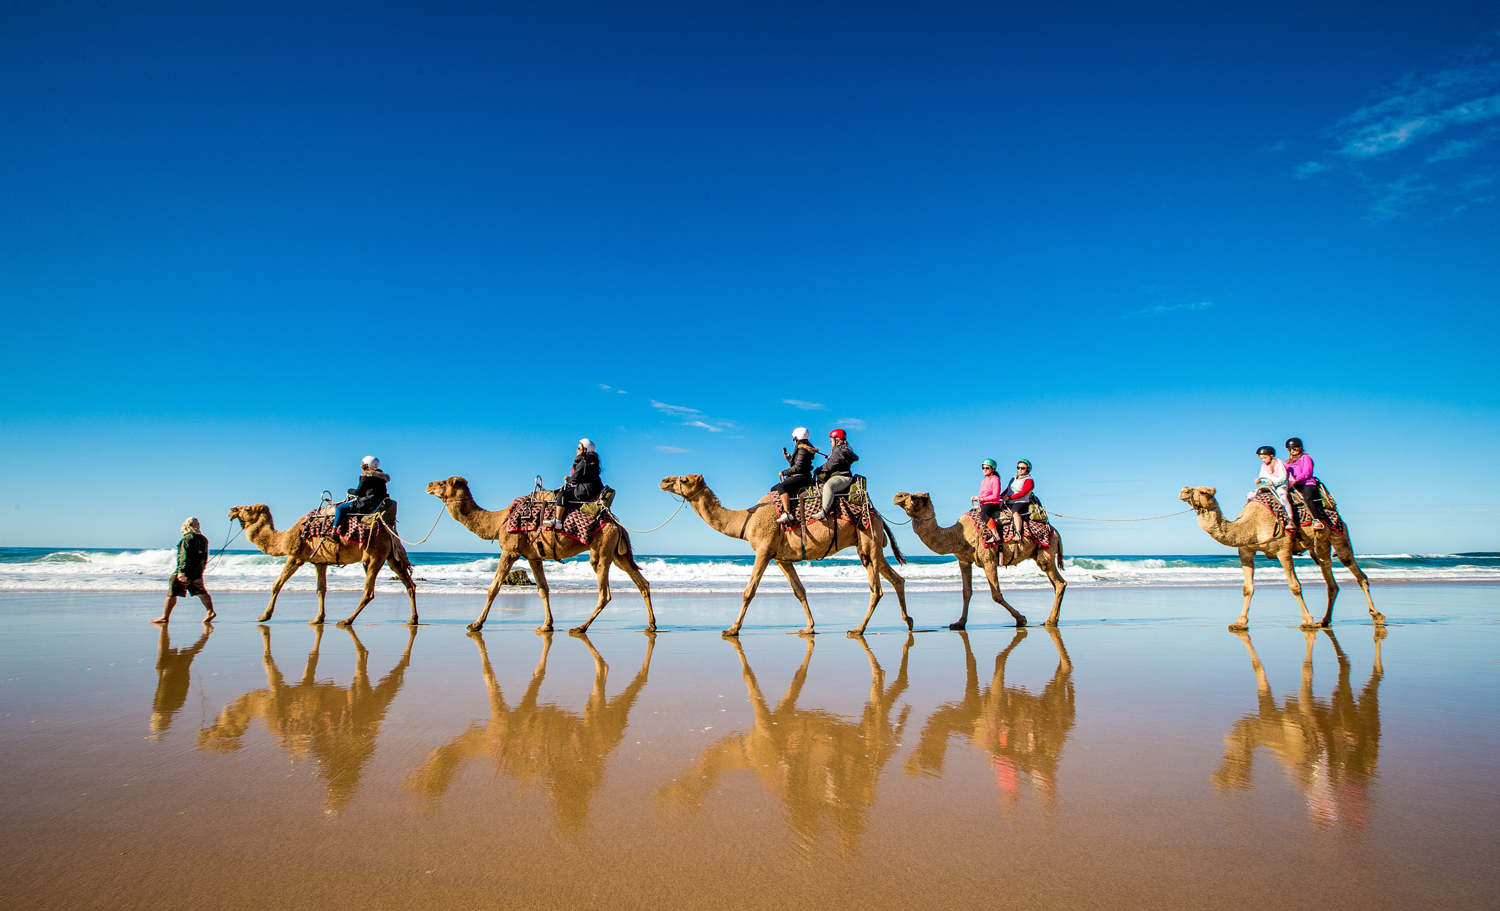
[615,525,641,571]
[877,512,907,565]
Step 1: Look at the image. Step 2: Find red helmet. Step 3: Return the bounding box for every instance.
[829,428,847,441]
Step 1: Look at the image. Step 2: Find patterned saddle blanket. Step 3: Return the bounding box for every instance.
[1254,487,1347,537]
[300,513,376,547]
[963,509,1056,550]
[768,477,875,532]
[505,495,614,545]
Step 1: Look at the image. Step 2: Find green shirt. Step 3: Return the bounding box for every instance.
[176,533,209,579]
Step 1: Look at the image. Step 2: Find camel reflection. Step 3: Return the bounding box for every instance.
[197,624,415,812]
[1214,628,1383,831]
[149,624,213,737]
[406,631,654,835]
[660,635,912,858]
[905,628,1074,806]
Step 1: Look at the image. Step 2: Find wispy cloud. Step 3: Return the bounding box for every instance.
[599,383,627,394]
[1289,53,1500,217]
[651,400,700,415]
[654,446,692,453]
[835,417,867,431]
[1125,301,1213,319]
[651,399,734,432]
[682,420,732,432]
[783,399,825,410]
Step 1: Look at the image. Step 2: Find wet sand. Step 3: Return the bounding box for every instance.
[2,586,1498,910]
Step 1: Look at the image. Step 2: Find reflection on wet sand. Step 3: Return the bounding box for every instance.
[660,635,912,858]
[197,624,416,811]
[905,628,1075,806]
[1214,628,1383,831]
[150,624,213,737]
[407,631,654,835]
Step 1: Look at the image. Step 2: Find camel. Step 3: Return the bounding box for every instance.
[1214,628,1383,831]
[892,492,1067,628]
[1179,486,1384,631]
[406,630,654,834]
[904,628,1074,806]
[659,634,911,857]
[228,503,417,626]
[425,476,654,633]
[659,474,910,636]
[197,624,415,812]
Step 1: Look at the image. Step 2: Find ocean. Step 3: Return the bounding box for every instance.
[3,546,1498,594]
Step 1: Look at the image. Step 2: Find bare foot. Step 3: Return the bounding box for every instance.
[149,616,168,625]
[949,621,967,630]
[202,611,216,623]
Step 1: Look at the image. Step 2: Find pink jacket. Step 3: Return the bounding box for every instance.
[979,475,1002,504]
[1286,453,1316,486]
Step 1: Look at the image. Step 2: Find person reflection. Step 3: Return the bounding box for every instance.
[149,624,213,738]
[659,634,912,858]
[406,631,655,836]
[905,627,1075,807]
[1214,628,1384,831]
[197,624,416,812]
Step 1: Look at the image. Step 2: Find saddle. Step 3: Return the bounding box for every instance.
[783,474,870,507]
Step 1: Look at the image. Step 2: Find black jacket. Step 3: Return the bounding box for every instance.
[565,452,603,499]
[347,470,390,512]
[817,443,859,481]
[783,442,817,478]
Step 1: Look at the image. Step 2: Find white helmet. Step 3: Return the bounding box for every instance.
[579,438,595,453]
[792,427,809,441]
[361,455,380,469]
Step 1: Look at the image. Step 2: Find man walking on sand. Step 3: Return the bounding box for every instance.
[152,517,215,624]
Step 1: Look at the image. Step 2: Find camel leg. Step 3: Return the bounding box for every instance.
[387,552,418,626]
[1231,548,1255,630]
[313,564,328,625]
[611,552,656,632]
[570,550,615,635]
[725,551,776,638]
[1231,629,1272,698]
[338,555,381,626]
[469,551,520,632]
[951,561,974,630]
[1311,537,1339,627]
[1045,624,1072,674]
[982,560,1027,628]
[1036,548,1068,627]
[873,550,911,631]
[1277,549,1318,629]
[530,556,555,633]
[258,557,306,623]
[778,560,819,635]
[848,543,885,637]
[1332,537,1384,626]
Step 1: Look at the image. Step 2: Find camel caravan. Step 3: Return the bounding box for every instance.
[169,431,1380,634]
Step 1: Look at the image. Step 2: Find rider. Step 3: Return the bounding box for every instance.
[551,438,602,529]
[811,428,858,521]
[971,459,1005,535]
[1251,445,1293,521]
[335,456,390,533]
[1284,437,1328,529]
[773,427,818,524]
[1002,459,1037,540]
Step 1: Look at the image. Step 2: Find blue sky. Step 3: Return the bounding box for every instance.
[1,0,1497,555]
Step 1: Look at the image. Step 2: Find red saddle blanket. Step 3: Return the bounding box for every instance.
[1253,488,1347,537]
[505,496,613,545]
[768,484,875,532]
[299,513,376,548]
[963,509,1055,550]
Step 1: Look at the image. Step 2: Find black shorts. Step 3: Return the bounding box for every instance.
[772,474,813,496]
[169,576,208,597]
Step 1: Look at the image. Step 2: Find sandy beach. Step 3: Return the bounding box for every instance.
[2,585,1497,910]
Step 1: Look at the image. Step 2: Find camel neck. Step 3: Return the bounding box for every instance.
[687,488,750,539]
[911,507,964,555]
[1194,504,1236,543]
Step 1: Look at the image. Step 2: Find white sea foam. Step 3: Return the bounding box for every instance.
[1,548,1497,595]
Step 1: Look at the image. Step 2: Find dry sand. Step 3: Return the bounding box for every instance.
[1,587,1497,910]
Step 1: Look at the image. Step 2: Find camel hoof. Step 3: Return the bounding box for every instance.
[721,629,740,639]
[1016,617,1028,628]
[846,630,866,639]
[796,628,817,638]
[643,625,658,634]
[535,626,553,635]
[1044,619,1058,628]
[256,615,272,623]
[904,617,914,631]
[1371,613,1387,626]
[1299,622,1322,630]
[405,621,419,628]
[1228,622,1249,631]
[568,628,590,639]
[948,621,967,631]
[309,620,325,626]
[467,623,484,633]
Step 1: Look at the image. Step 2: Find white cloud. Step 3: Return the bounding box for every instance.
[783,399,825,410]
[651,400,700,415]
[654,446,692,453]
[835,418,867,431]
[1295,161,1331,179]
[1427,136,1489,162]
[683,420,727,432]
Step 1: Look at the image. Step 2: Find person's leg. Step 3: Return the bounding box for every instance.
[1009,501,1026,539]
[776,482,794,522]
[197,587,216,622]
[334,503,351,532]
[1301,484,1328,527]
[816,477,850,519]
[153,594,177,624]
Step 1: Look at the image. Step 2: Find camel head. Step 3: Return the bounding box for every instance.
[228,504,272,528]
[891,492,934,518]
[426,476,471,502]
[1179,486,1219,511]
[659,474,705,499]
